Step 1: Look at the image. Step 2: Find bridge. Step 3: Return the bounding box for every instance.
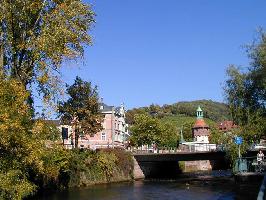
[133,149,266,178]
[133,151,228,178]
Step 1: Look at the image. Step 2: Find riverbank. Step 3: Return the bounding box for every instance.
[27,148,134,199]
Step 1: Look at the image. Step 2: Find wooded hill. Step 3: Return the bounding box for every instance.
[126,100,230,125]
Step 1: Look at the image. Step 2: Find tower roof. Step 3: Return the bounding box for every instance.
[193,119,209,128]
[194,106,209,128]
[196,106,202,112]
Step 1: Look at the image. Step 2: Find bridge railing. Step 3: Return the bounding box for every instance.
[129,147,180,154]
[179,143,217,152]
[128,143,221,154]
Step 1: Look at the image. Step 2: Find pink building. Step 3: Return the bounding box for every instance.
[59,103,129,149]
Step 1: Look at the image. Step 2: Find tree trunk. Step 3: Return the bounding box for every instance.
[75,128,79,149]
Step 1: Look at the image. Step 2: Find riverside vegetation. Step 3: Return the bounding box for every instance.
[0,2,135,199]
[0,77,134,200]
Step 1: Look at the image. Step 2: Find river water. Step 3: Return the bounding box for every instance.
[33,178,260,200]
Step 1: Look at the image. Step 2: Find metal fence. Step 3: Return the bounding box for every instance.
[234,157,266,173]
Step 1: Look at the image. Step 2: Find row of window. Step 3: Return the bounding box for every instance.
[62,127,124,141]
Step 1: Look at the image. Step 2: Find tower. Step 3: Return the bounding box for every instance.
[192,106,210,143]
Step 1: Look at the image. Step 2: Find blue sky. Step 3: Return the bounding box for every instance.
[60,0,266,109]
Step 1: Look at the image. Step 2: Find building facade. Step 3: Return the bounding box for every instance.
[87,103,129,149]
[59,103,129,149]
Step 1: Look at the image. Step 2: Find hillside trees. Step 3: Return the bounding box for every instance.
[58,76,103,148]
[126,100,230,125]
[0,0,95,108]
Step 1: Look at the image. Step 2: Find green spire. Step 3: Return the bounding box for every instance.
[179,127,185,143]
[196,106,203,119]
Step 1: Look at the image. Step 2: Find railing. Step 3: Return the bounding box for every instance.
[129,144,221,154]
[234,157,266,173]
[129,147,180,154]
[179,143,217,152]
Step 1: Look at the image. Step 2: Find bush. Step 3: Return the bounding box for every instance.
[65,149,134,187]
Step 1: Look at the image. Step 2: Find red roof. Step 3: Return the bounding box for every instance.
[193,119,209,128]
[218,120,237,131]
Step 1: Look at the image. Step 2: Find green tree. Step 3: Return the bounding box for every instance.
[224,64,266,143]
[0,0,95,106]
[159,121,179,148]
[58,76,103,148]
[129,114,178,148]
[129,114,163,147]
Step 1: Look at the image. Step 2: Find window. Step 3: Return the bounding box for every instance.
[101,133,106,141]
[62,127,68,139]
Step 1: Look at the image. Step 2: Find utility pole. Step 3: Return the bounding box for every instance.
[111,107,114,148]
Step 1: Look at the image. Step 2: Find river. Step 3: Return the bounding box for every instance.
[32,172,260,200]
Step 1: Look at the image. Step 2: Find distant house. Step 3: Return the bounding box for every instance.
[57,103,130,149]
[218,120,237,132]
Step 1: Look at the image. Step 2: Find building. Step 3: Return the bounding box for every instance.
[59,102,129,149]
[218,120,237,132]
[87,103,129,149]
[192,106,210,143]
[180,106,215,152]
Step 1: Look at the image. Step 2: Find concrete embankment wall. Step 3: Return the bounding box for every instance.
[234,173,264,200]
[133,157,145,179]
[257,175,266,200]
[183,159,229,172]
[183,160,212,172]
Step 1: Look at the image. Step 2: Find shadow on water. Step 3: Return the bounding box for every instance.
[30,171,261,200]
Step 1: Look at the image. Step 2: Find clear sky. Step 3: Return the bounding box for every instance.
[60,0,266,109]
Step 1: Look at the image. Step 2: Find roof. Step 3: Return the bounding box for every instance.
[99,103,114,112]
[100,103,125,117]
[196,106,202,112]
[193,118,209,128]
[218,120,237,131]
[44,120,61,126]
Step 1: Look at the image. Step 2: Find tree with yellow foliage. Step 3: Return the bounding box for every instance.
[0,0,95,107]
[0,77,70,199]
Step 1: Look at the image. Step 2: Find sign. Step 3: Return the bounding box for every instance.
[234,136,243,145]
